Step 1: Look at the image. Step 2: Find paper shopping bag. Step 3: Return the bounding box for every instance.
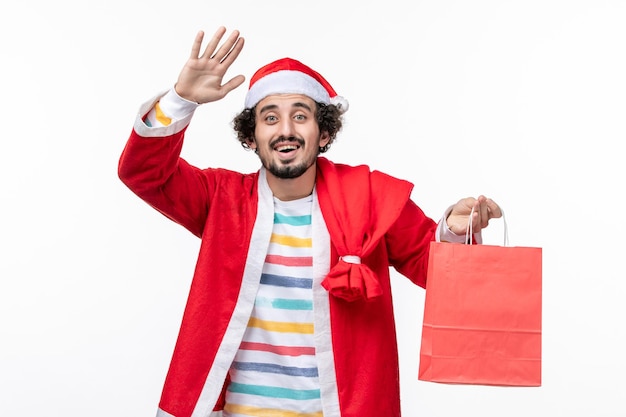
[418,239,542,386]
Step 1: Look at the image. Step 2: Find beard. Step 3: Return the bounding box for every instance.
[266,161,313,179]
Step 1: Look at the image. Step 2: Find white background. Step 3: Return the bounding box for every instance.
[1,0,624,416]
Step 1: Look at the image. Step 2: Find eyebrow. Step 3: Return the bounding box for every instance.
[258,101,313,115]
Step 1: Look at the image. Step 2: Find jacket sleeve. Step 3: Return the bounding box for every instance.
[117,94,212,238]
[385,199,438,289]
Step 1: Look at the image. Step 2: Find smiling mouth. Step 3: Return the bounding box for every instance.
[275,143,300,153]
[271,137,304,153]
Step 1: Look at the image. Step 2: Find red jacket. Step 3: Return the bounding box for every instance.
[119,121,437,417]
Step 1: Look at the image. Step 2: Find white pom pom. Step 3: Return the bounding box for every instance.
[330,96,349,113]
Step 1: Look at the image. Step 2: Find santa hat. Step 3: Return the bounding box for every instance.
[244,57,349,113]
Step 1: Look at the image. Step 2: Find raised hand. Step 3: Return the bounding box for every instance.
[174,26,246,104]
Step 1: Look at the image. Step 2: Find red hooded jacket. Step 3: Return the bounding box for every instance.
[118,111,437,417]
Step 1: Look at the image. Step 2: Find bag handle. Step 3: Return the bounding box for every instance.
[465,206,508,246]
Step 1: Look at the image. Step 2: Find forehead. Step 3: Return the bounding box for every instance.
[256,94,317,113]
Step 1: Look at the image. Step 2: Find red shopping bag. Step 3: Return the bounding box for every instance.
[418,214,542,386]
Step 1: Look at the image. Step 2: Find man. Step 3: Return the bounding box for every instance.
[118,26,501,417]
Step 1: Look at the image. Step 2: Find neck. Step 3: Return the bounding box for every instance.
[266,163,317,201]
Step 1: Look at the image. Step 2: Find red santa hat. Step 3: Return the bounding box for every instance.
[244,57,349,113]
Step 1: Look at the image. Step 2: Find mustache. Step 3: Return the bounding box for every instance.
[270,136,305,148]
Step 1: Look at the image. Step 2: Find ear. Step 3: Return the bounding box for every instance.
[246,137,257,150]
[319,131,331,148]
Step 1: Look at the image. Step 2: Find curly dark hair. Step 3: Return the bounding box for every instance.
[232,102,343,153]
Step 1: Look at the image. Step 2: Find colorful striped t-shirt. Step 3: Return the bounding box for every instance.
[224,195,322,417]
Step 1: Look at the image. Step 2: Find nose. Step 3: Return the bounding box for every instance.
[277,118,296,138]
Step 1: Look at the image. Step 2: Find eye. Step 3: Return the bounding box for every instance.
[294,114,306,121]
[264,115,278,123]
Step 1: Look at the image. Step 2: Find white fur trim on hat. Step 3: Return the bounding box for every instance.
[244,70,331,109]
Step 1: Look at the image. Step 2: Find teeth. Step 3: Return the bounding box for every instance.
[276,145,298,152]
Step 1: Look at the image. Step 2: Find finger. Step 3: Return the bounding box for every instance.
[219,36,245,66]
[190,30,205,59]
[457,196,474,213]
[212,30,243,63]
[469,199,481,231]
[220,74,247,97]
[478,198,490,229]
[200,26,227,59]
[486,198,502,219]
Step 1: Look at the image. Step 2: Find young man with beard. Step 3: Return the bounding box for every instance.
[118,26,502,417]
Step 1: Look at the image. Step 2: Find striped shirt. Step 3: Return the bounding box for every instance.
[224,195,322,417]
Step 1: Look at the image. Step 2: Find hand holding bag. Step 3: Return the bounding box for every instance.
[418,209,542,386]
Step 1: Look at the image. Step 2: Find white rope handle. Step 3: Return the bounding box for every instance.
[465,206,508,246]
